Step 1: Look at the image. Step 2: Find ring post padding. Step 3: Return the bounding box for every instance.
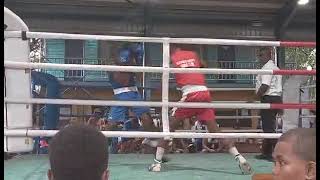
[4,7,33,153]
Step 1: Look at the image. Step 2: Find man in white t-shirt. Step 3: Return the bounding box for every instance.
[254,47,283,161]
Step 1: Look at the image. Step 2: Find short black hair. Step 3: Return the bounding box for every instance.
[258,46,272,53]
[278,128,316,162]
[170,43,195,51]
[49,125,108,180]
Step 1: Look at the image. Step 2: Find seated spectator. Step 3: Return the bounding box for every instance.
[253,128,316,180]
[87,116,106,130]
[201,138,217,153]
[69,117,81,126]
[48,125,109,180]
[39,137,49,154]
[93,108,104,119]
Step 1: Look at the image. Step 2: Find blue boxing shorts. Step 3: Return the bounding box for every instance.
[108,91,149,122]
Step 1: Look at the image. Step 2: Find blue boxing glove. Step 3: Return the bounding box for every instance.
[131,43,144,66]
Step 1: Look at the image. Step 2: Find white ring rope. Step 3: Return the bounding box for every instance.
[175,129,265,133]
[4,129,282,139]
[5,61,316,76]
[5,61,162,73]
[4,98,272,109]
[4,98,316,110]
[4,31,281,46]
[5,61,275,75]
[216,116,261,119]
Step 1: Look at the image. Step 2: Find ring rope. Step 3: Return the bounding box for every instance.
[4,30,316,47]
[4,98,316,109]
[4,61,317,75]
[4,129,282,139]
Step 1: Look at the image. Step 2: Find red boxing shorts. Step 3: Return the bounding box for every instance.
[172,90,215,122]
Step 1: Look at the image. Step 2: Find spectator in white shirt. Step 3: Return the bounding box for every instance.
[254,47,283,161]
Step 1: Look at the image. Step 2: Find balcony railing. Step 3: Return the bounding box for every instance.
[41,58,296,86]
[43,58,109,81]
[149,61,260,84]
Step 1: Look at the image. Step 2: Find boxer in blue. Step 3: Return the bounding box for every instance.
[107,43,157,132]
[107,43,169,163]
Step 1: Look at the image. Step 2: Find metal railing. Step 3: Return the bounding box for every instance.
[43,57,110,81]
[150,61,260,84]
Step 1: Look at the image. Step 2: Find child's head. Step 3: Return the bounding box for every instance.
[272,128,316,180]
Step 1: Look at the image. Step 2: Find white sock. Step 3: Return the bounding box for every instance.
[228,146,240,156]
[155,147,165,162]
[229,147,246,163]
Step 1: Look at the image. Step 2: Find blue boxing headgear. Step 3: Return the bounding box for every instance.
[130,43,144,66]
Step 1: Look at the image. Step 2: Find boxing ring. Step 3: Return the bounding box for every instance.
[4,7,316,180]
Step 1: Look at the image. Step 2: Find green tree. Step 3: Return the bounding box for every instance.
[285,47,316,69]
[285,47,316,101]
[29,38,45,63]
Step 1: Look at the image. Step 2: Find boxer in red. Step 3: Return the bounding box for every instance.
[149,44,253,175]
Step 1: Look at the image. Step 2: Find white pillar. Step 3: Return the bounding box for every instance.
[161,40,170,135]
[282,75,309,133]
[4,7,34,152]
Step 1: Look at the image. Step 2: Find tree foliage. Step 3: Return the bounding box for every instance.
[29,38,45,63]
[285,47,316,69]
[285,47,316,101]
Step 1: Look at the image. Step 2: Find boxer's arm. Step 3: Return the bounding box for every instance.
[134,72,143,83]
[195,52,207,68]
[256,84,269,98]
